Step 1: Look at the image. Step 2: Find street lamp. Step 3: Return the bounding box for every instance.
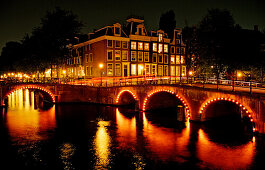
[99,63,104,86]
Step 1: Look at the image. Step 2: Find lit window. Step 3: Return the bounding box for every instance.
[170,66,175,76]
[107,50,113,61]
[164,44,168,53]
[158,65,163,76]
[158,33,163,42]
[138,64,144,75]
[181,56,185,64]
[138,52,143,62]
[138,42,143,50]
[122,51,128,61]
[176,66,181,76]
[152,53,157,63]
[144,43,149,51]
[158,54,163,63]
[170,55,175,64]
[131,51,137,61]
[107,40,113,47]
[115,41,121,48]
[131,41,137,50]
[107,63,113,76]
[145,64,150,75]
[144,52,149,62]
[153,43,157,51]
[164,54,168,64]
[115,63,121,76]
[122,41,128,48]
[158,44,163,53]
[176,55,180,64]
[115,50,121,61]
[89,53,93,62]
[131,64,136,75]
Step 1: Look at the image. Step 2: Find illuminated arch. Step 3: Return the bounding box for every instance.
[116,89,138,104]
[4,85,55,103]
[199,97,256,133]
[142,89,191,118]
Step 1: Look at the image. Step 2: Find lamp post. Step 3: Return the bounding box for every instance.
[99,63,104,86]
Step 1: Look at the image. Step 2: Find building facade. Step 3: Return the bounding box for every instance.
[66,18,187,79]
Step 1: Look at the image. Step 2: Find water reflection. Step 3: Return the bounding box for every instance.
[94,120,111,169]
[59,143,75,170]
[197,129,255,169]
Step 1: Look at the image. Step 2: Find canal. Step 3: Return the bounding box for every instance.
[1,89,265,169]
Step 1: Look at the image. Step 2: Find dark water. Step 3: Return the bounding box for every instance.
[1,89,265,169]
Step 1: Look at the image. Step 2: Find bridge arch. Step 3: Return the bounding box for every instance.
[116,89,138,105]
[3,85,55,105]
[143,89,191,118]
[199,97,256,133]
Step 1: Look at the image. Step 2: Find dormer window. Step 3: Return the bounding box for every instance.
[114,23,121,36]
[158,33,163,42]
[115,27,120,35]
[136,24,145,36]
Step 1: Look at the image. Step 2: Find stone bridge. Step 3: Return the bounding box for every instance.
[1,83,265,134]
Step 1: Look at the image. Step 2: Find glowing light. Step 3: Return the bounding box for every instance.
[99,63,104,69]
[116,90,137,103]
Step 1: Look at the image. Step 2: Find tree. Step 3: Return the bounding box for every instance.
[159,10,176,39]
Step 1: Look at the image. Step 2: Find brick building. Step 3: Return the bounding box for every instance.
[65,18,187,79]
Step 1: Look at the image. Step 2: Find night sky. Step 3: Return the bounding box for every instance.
[1,0,265,53]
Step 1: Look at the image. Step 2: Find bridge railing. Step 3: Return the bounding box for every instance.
[2,76,265,94]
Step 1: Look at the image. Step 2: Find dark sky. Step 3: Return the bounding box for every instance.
[1,0,265,53]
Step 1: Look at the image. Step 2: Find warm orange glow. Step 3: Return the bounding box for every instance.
[116,89,137,103]
[99,63,104,69]
[188,71,193,76]
[197,129,255,169]
[142,89,190,118]
[237,72,242,78]
[62,70,66,74]
[199,97,256,133]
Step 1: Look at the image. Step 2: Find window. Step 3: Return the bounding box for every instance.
[131,51,137,61]
[158,44,163,53]
[170,55,175,64]
[158,33,163,42]
[176,55,180,64]
[181,56,185,64]
[152,53,157,63]
[107,50,113,61]
[158,65,163,76]
[164,44,168,53]
[122,51,128,61]
[131,64,136,75]
[86,66,93,76]
[158,54,163,63]
[138,52,143,62]
[131,41,137,50]
[144,43,149,51]
[138,64,144,75]
[115,50,121,61]
[138,42,143,50]
[182,66,186,76]
[145,64,150,75]
[164,65,168,76]
[86,54,89,63]
[107,63,113,76]
[115,27,120,35]
[176,39,180,44]
[164,54,168,64]
[153,43,157,51]
[170,66,175,76]
[152,64,157,75]
[115,40,121,48]
[171,46,175,53]
[86,66,89,76]
[181,47,185,54]
[176,47,180,54]
[144,52,149,62]
[115,63,121,76]
[176,66,181,76]
[89,53,93,62]
[122,41,128,48]
[107,40,113,47]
